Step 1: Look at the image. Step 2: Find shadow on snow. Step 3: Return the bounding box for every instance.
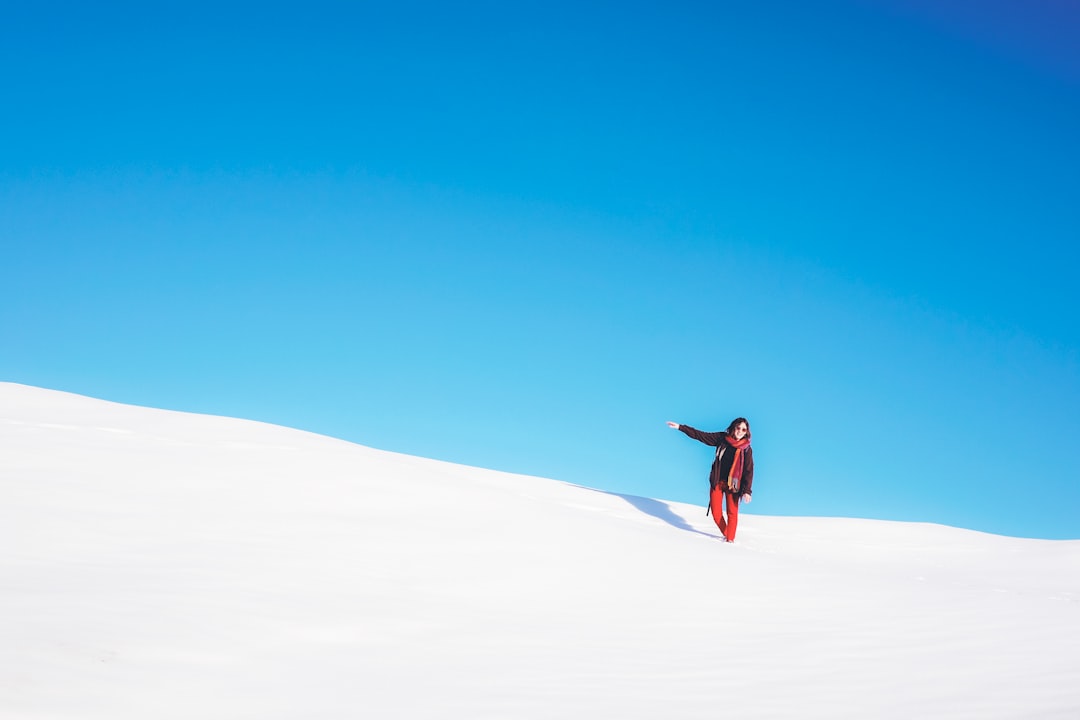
[575,485,719,539]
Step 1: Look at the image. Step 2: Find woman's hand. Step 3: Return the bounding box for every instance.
[666,421,680,429]
[742,494,751,504]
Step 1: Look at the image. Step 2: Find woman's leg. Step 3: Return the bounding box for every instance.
[724,491,740,542]
[709,484,727,535]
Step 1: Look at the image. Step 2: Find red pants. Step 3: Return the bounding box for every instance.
[710,485,740,542]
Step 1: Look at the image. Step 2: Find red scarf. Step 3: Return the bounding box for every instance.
[725,434,751,492]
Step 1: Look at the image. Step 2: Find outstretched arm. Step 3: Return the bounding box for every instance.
[667,422,726,446]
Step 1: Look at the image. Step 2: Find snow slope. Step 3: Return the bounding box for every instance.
[2,383,1078,719]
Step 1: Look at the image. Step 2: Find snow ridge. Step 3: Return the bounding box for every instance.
[2,383,1078,719]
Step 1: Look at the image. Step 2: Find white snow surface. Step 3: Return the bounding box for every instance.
[2,382,1079,719]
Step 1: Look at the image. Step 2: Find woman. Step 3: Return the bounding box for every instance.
[666,418,754,542]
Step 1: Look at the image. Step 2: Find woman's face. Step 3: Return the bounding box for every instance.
[732,422,748,440]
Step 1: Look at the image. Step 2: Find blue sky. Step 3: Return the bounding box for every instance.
[3,1,1078,539]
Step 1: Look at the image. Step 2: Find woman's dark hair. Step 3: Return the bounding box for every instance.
[726,417,750,435]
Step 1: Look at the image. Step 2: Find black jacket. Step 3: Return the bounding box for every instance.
[678,424,755,497]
